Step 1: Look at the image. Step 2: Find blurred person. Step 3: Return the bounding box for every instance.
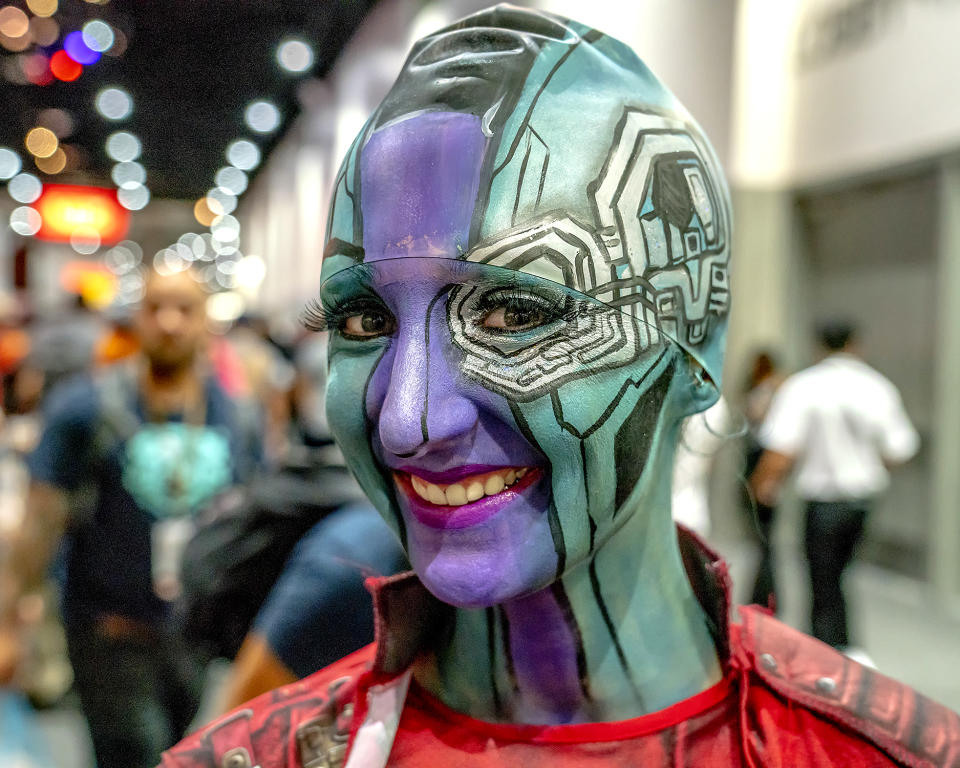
[163,8,959,768]
[752,321,920,649]
[0,266,258,768]
[218,502,407,711]
[94,304,140,366]
[742,350,784,609]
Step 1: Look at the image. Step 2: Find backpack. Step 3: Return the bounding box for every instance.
[175,459,367,660]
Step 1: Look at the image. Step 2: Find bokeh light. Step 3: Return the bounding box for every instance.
[21,53,53,86]
[214,166,247,196]
[0,147,21,180]
[70,227,101,254]
[0,31,31,53]
[50,50,82,81]
[104,241,141,274]
[25,127,59,158]
[276,38,313,73]
[193,196,218,227]
[211,214,240,242]
[116,183,149,210]
[226,139,260,171]
[29,16,59,46]
[9,206,41,236]
[105,131,141,162]
[26,0,57,18]
[206,186,237,216]
[111,161,146,189]
[244,100,280,134]
[105,26,126,56]
[64,30,100,65]
[81,20,113,53]
[95,87,133,120]
[0,6,29,38]
[8,173,42,204]
[37,108,73,138]
[35,147,67,174]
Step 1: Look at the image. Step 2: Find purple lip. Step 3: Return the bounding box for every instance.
[394,469,542,530]
[395,464,509,484]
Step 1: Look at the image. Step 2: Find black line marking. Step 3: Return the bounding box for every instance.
[351,120,376,243]
[485,606,503,716]
[579,439,595,538]
[589,556,644,705]
[497,605,519,695]
[421,285,455,444]
[511,132,533,227]
[549,346,670,440]
[508,401,566,579]
[362,345,406,548]
[530,126,549,208]
[550,580,591,701]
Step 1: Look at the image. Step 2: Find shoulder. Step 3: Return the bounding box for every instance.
[160,645,375,768]
[734,606,960,767]
[41,373,100,427]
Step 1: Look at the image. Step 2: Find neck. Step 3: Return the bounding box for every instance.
[416,465,722,724]
[141,355,202,414]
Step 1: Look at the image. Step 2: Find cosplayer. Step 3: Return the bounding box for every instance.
[162,6,960,767]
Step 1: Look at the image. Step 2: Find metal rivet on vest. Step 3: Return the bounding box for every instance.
[222,747,252,768]
[759,653,777,671]
[816,676,837,695]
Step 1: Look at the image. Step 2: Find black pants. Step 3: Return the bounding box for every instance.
[803,500,870,648]
[65,620,205,768]
[750,501,778,609]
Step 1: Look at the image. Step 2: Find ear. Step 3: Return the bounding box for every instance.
[682,353,719,416]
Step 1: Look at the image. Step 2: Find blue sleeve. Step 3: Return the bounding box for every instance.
[254,503,407,678]
[26,376,98,492]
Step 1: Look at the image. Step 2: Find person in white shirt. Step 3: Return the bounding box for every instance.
[751,321,919,648]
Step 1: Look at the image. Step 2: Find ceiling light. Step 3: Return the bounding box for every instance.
[26,0,57,17]
[206,187,237,216]
[50,50,82,81]
[9,206,41,236]
[96,87,133,120]
[0,6,29,39]
[116,183,149,211]
[29,17,59,46]
[37,108,74,138]
[35,147,67,174]
[111,161,145,189]
[276,38,313,73]
[226,139,260,171]
[105,131,141,162]
[0,147,22,179]
[214,166,247,195]
[211,214,240,241]
[81,20,114,53]
[244,100,280,134]
[25,127,59,158]
[64,30,100,65]
[193,197,218,227]
[8,173,42,204]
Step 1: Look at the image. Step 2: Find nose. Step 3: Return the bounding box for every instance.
[376,311,479,458]
[156,305,183,335]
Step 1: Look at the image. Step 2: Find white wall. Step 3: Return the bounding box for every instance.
[732,0,960,187]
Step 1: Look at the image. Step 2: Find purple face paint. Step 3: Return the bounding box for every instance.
[361,112,487,261]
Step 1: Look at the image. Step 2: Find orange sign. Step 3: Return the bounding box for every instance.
[34,184,130,244]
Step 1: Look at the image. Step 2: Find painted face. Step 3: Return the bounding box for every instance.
[314,11,731,608]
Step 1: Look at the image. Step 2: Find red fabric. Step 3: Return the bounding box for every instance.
[160,532,960,768]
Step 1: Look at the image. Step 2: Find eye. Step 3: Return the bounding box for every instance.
[341,305,395,339]
[477,289,569,334]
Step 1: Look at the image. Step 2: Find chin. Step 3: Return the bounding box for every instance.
[412,541,556,608]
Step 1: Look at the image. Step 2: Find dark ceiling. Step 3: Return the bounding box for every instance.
[1,0,377,200]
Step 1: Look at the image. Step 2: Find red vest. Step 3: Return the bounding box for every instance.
[161,531,960,768]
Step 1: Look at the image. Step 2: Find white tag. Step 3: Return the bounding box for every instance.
[150,517,196,602]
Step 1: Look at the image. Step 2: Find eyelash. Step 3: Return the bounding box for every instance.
[472,287,573,332]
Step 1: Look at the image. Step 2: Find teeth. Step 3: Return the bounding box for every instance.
[406,467,531,507]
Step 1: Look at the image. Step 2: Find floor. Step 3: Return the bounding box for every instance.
[11,538,960,768]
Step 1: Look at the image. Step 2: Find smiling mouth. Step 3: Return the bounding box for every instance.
[401,467,531,507]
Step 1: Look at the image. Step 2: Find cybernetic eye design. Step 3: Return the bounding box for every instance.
[302,295,396,341]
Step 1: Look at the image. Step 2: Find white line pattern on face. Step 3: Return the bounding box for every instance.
[408,467,529,507]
